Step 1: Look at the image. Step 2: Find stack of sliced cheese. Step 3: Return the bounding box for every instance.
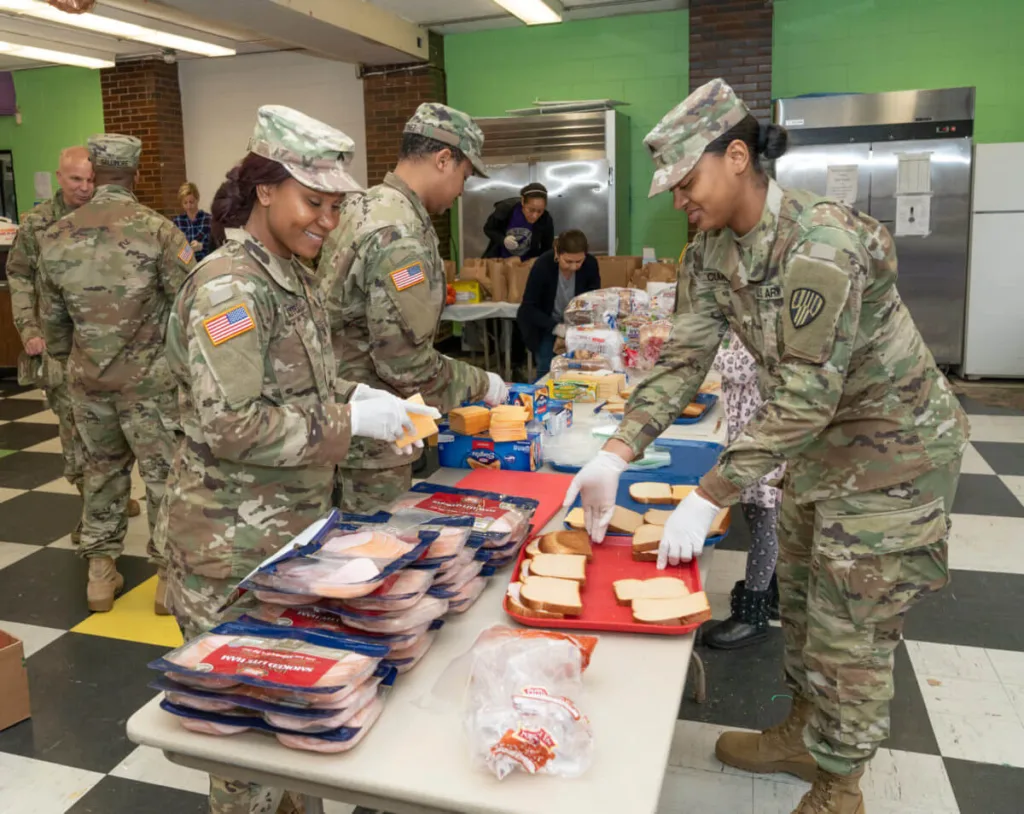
[393,394,440,449]
[449,405,490,435]
[506,531,592,619]
[613,577,711,625]
[488,405,529,442]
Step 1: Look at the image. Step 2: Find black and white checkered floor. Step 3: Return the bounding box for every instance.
[0,378,1022,813]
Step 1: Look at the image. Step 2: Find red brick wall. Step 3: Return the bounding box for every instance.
[361,33,453,257]
[689,0,774,122]
[99,59,187,217]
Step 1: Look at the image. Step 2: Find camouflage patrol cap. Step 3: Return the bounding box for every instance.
[87,134,142,169]
[248,104,364,194]
[645,78,751,198]
[403,103,488,178]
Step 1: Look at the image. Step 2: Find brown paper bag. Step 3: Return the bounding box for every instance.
[506,262,532,303]
[443,260,457,284]
[489,260,509,302]
[597,256,641,290]
[460,258,491,300]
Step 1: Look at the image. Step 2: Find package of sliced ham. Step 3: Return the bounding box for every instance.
[388,483,538,551]
[238,517,433,602]
[340,568,433,612]
[340,512,477,564]
[276,697,384,753]
[447,576,488,614]
[149,622,388,696]
[383,630,438,675]
[322,594,449,635]
[430,558,484,594]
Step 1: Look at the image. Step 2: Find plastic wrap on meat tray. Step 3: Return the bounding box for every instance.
[565,326,624,371]
[239,518,432,601]
[462,625,595,780]
[383,630,438,674]
[275,697,384,753]
[340,511,475,564]
[340,568,434,612]
[262,676,380,732]
[388,484,538,550]
[638,319,673,370]
[322,594,449,635]
[430,558,484,593]
[150,622,387,694]
[447,576,487,614]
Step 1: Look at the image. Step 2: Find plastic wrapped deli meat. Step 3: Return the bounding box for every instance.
[340,512,475,564]
[461,626,596,780]
[565,326,624,371]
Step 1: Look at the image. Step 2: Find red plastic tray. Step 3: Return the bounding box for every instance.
[503,535,706,636]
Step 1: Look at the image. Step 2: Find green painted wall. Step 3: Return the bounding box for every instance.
[445,10,690,259]
[773,0,1024,143]
[0,66,105,219]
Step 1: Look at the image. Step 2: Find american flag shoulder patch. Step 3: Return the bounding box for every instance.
[178,242,194,264]
[390,262,426,291]
[203,304,255,346]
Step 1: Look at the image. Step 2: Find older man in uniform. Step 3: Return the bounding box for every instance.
[6,147,141,530]
[319,103,508,513]
[38,135,194,613]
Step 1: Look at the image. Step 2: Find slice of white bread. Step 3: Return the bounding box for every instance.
[525,539,543,558]
[519,576,582,616]
[608,506,644,534]
[506,581,565,619]
[643,508,673,526]
[671,484,695,503]
[613,577,690,606]
[565,507,585,530]
[629,482,675,505]
[632,524,664,554]
[519,559,532,582]
[528,553,587,584]
[538,530,593,561]
[633,550,660,563]
[632,592,711,626]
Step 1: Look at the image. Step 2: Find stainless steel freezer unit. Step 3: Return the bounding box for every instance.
[458,110,630,260]
[773,88,975,367]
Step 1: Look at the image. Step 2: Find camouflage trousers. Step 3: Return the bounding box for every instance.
[44,379,85,544]
[170,572,304,814]
[73,390,179,567]
[336,463,412,514]
[778,456,961,775]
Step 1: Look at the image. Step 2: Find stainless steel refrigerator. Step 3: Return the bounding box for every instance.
[773,87,974,367]
[458,109,630,261]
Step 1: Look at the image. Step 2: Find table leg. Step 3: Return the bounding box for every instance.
[483,318,491,372]
[502,318,512,382]
[302,794,326,814]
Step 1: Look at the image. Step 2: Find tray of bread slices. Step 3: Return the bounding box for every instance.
[503,528,712,636]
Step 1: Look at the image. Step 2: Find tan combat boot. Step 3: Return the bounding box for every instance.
[792,767,866,814]
[154,570,170,616]
[715,695,818,781]
[87,556,125,613]
[127,498,141,518]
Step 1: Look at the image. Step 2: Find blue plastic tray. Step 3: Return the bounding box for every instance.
[674,392,718,424]
[548,439,723,476]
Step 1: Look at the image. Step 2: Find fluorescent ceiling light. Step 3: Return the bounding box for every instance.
[492,0,563,26]
[0,38,113,68]
[0,0,235,57]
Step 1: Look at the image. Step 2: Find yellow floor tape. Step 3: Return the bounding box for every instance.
[71,575,184,648]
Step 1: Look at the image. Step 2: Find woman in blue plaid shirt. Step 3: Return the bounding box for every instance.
[172,181,212,261]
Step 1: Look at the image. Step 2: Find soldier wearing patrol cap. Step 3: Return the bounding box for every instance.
[565,79,968,814]
[318,102,509,514]
[158,104,434,814]
[37,133,196,615]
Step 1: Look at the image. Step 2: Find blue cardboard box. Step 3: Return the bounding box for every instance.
[506,383,548,419]
[437,423,542,471]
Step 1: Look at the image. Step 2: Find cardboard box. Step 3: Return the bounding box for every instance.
[0,629,30,732]
[506,383,548,419]
[437,424,542,471]
[597,256,642,290]
[548,378,598,402]
[542,399,574,435]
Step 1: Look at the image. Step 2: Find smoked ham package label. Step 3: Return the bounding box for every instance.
[149,622,388,694]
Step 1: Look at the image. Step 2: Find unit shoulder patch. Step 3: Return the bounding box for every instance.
[789,287,825,329]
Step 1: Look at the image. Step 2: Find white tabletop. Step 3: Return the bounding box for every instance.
[441,302,520,322]
[126,389,728,814]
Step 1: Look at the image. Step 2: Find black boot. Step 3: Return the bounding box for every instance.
[768,572,780,621]
[705,580,770,649]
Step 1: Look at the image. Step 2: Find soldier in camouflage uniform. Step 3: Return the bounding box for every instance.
[565,80,968,814]
[157,106,425,814]
[5,148,141,538]
[318,103,508,513]
[37,135,194,614]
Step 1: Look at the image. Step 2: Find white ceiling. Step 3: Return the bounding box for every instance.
[369,0,688,34]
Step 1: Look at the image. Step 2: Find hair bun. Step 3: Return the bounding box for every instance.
[759,123,789,160]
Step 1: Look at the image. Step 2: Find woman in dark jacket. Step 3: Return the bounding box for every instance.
[483,182,555,259]
[516,229,601,378]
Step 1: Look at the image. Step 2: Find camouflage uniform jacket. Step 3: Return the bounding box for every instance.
[318,171,489,469]
[158,228,352,581]
[37,184,194,398]
[6,190,70,344]
[614,180,969,506]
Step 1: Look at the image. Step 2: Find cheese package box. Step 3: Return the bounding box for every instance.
[542,399,574,436]
[436,422,542,471]
[506,383,548,419]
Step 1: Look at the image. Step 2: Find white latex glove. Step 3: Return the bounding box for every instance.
[483,372,508,406]
[352,383,394,402]
[503,235,519,252]
[350,397,417,442]
[658,490,721,569]
[562,450,629,543]
[553,323,567,338]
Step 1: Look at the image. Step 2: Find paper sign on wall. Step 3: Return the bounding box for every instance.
[895,195,931,236]
[825,165,859,205]
[896,153,932,195]
[33,172,52,201]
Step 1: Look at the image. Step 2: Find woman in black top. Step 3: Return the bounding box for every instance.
[483,182,555,259]
[516,229,601,378]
